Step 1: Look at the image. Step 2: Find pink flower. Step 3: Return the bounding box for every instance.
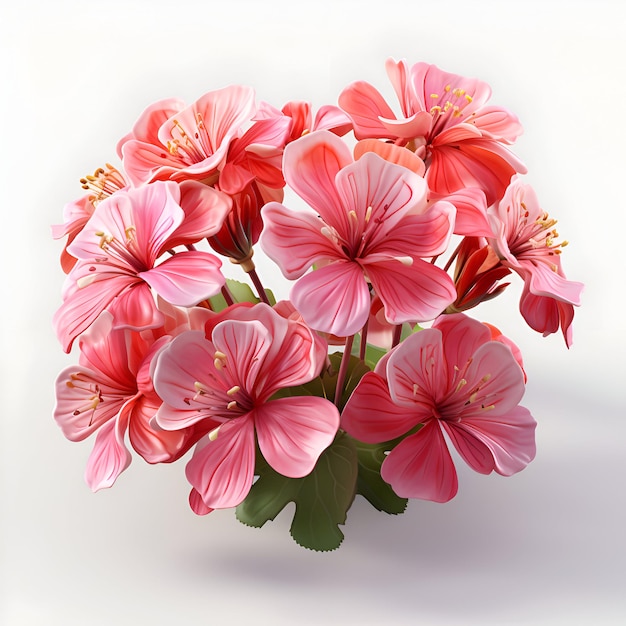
[152,303,340,510]
[54,309,210,491]
[54,180,227,352]
[280,100,352,142]
[341,313,536,503]
[117,87,255,187]
[488,178,583,346]
[339,58,526,204]
[260,130,457,337]
[52,163,129,273]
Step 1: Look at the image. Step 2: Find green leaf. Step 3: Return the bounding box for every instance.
[351,437,408,515]
[236,432,358,551]
[350,334,388,369]
[269,351,370,410]
[207,279,276,312]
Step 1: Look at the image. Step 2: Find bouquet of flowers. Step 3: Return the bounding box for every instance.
[52,58,583,551]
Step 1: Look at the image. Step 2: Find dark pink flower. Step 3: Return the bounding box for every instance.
[339,58,526,205]
[54,181,227,352]
[260,130,456,337]
[341,313,536,502]
[152,303,340,510]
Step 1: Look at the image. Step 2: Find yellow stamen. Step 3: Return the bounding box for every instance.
[226,385,240,396]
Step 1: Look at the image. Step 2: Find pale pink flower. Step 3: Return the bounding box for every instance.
[152,303,340,510]
[341,313,536,503]
[260,130,457,337]
[54,180,227,352]
[52,164,129,273]
[54,309,210,491]
[339,58,526,204]
[488,178,583,346]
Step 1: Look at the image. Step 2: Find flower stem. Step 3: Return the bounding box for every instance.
[247,267,271,305]
[391,324,402,349]
[359,319,369,361]
[335,335,354,409]
[221,284,235,306]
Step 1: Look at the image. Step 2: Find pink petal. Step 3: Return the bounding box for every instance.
[53,264,134,352]
[54,365,127,441]
[312,105,353,136]
[107,282,164,331]
[440,421,495,474]
[152,331,221,425]
[185,416,256,509]
[441,188,493,237]
[189,488,214,515]
[168,181,231,246]
[365,258,456,325]
[120,139,185,186]
[119,97,185,152]
[385,329,448,405]
[254,397,340,478]
[338,80,398,139]
[290,261,371,336]
[334,152,428,241]
[470,105,523,143]
[260,202,340,279]
[141,251,224,306]
[450,405,536,476]
[341,371,424,443]
[127,395,189,463]
[432,313,491,378]
[381,420,458,502]
[84,415,132,491]
[428,135,527,206]
[354,139,426,177]
[282,130,352,226]
[523,261,584,305]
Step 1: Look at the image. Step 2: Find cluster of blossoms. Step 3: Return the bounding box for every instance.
[52,58,583,550]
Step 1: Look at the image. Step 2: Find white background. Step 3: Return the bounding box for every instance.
[1,1,625,624]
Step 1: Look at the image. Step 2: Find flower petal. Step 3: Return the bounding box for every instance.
[141,251,224,306]
[341,371,424,443]
[381,420,458,502]
[290,261,370,336]
[255,397,339,478]
[185,416,256,509]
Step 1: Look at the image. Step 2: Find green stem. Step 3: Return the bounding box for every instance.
[335,335,354,409]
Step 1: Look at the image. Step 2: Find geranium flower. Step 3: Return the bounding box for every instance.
[54,308,211,491]
[152,303,340,510]
[54,180,227,352]
[339,58,526,204]
[488,178,584,346]
[117,87,255,187]
[52,163,129,273]
[260,130,456,337]
[341,313,536,502]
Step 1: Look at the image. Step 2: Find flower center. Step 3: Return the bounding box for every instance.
[80,164,126,205]
[65,373,104,425]
[510,204,569,271]
[166,115,214,165]
[428,84,476,136]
